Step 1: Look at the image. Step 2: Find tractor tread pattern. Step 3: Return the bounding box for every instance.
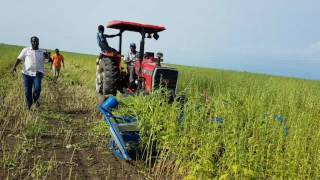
[100,57,119,96]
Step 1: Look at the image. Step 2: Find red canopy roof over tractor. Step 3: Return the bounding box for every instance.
[107,20,166,33]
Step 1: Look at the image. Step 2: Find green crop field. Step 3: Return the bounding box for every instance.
[0,43,319,179]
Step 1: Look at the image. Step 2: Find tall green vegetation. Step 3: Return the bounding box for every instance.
[1,44,319,179]
[117,63,320,179]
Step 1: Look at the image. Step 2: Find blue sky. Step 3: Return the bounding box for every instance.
[0,0,319,80]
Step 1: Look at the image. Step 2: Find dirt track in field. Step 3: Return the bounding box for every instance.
[0,68,145,179]
[39,113,143,179]
[34,111,143,180]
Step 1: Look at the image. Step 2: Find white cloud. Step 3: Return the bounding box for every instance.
[299,41,320,58]
[310,41,320,51]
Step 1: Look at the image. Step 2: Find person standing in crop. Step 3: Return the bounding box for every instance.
[11,36,52,110]
[51,48,65,82]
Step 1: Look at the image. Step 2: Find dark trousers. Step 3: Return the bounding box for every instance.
[22,72,43,109]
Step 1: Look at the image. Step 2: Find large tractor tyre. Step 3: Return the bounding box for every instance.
[99,57,120,96]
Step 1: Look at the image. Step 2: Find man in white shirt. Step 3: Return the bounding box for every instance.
[12,36,51,109]
[124,43,139,87]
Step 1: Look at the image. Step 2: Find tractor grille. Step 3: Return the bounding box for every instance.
[152,68,178,93]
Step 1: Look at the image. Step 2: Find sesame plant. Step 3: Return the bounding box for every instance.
[116,65,320,179]
[0,44,319,179]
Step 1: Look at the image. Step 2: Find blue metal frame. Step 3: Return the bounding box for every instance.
[99,105,140,161]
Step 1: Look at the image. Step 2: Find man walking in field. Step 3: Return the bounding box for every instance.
[11,36,51,110]
[51,48,65,82]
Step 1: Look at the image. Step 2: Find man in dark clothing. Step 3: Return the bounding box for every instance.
[97,25,120,52]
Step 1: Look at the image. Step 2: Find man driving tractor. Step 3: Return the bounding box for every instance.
[124,43,139,87]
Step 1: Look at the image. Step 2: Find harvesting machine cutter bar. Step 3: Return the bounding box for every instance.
[99,97,140,161]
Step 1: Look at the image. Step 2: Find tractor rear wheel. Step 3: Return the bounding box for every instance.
[97,57,119,96]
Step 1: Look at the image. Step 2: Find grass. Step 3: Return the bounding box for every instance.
[0,43,320,179]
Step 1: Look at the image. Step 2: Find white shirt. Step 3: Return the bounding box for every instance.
[17,47,48,76]
[124,51,139,65]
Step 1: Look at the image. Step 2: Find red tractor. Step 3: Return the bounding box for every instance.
[96,21,179,99]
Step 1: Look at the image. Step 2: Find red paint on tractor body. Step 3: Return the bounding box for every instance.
[134,56,160,93]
